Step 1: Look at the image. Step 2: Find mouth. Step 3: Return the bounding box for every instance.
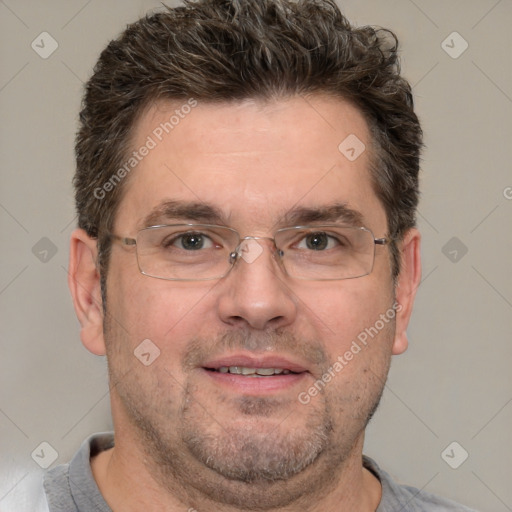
[206,366,300,377]
[201,354,309,393]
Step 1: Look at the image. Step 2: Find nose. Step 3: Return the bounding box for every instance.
[216,238,297,330]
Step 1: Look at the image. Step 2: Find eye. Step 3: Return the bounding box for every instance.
[297,232,340,251]
[167,232,215,251]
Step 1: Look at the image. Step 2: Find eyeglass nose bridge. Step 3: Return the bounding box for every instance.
[229,236,284,266]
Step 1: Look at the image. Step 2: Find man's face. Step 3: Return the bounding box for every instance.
[97,96,408,507]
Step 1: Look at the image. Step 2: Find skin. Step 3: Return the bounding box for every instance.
[69,95,421,511]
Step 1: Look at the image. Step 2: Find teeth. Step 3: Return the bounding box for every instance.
[255,368,275,376]
[217,366,291,376]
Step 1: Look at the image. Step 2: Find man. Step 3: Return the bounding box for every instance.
[44,0,477,510]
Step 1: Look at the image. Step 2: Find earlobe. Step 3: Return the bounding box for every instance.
[68,228,106,356]
[392,228,422,355]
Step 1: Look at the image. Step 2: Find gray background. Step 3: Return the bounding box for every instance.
[0,0,511,510]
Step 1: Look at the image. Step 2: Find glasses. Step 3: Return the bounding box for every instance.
[108,224,390,281]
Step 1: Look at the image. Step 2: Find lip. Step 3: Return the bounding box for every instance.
[201,352,310,395]
[202,353,309,373]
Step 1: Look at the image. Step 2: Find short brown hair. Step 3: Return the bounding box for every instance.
[74,0,422,288]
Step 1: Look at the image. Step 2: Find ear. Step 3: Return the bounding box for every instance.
[68,228,106,356]
[392,227,421,355]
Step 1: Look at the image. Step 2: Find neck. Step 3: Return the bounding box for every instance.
[91,426,381,512]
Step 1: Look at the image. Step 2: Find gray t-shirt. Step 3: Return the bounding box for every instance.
[44,433,477,511]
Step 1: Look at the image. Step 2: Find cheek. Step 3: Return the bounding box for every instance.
[300,316,395,418]
[294,278,395,345]
[104,278,192,419]
[107,267,220,356]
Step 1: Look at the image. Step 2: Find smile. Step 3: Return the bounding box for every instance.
[212,366,298,376]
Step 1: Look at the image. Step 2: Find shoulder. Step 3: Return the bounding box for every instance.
[43,462,76,511]
[43,432,114,512]
[363,456,479,512]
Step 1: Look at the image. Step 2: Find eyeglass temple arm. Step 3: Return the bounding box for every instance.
[374,237,390,246]
[107,233,137,246]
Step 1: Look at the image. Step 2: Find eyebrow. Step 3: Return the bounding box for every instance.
[140,200,226,228]
[281,203,365,228]
[139,200,366,230]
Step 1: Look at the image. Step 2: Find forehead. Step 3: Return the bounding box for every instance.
[114,95,386,234]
